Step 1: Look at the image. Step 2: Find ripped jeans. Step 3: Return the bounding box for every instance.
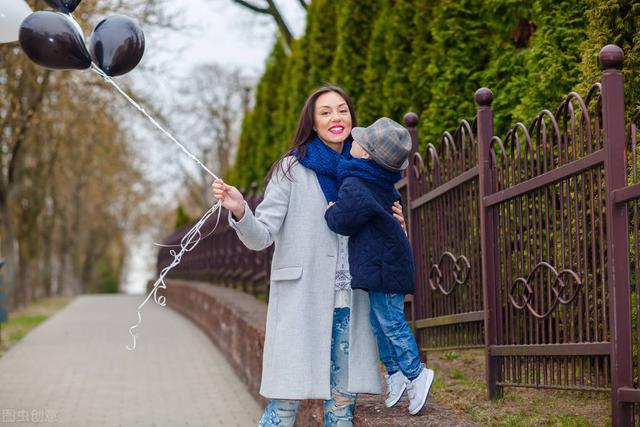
[257,307,356,427]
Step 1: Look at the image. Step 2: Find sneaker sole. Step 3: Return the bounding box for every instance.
[409,369,434,416]
[385,382,406,408]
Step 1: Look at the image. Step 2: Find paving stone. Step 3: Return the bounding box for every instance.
[0,295,262,427]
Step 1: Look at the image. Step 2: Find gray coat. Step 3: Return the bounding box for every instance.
[228,156,382,400]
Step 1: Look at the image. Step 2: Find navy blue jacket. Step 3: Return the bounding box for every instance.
[324,176,416,294]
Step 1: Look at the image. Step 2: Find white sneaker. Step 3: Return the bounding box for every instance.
[384,371,408,407]
[407,368,434,415]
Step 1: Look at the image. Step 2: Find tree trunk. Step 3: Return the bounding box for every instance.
[16,252,31,307]
[0,225,18,310]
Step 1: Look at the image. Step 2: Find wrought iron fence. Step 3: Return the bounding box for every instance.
[158,44,639,425]
[405,114,484,354]
[478,78,611,397]
[158,186,272,298]
[623,110,640,424]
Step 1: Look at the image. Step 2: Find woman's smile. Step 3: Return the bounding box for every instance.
[329,124,345,135]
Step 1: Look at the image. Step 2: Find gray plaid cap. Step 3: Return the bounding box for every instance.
[351,117,411,172]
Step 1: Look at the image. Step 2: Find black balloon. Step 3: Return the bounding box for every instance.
[90,15,145,77]
[19,11,91,70]
[43,0,82,14]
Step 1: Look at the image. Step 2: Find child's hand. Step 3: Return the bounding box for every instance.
[393,201,406,231]
[327,201,335,209]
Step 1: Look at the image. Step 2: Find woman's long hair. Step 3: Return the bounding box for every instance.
[265,84,357,184]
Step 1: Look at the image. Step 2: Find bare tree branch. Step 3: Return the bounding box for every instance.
[229,0,269,14]
[296,0,308,10]
[7,71,50,187]
[229,0,293,48]
[0,0,170,306]
[266,0,293,47]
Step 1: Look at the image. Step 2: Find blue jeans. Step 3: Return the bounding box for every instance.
[257,307,356,427]
[368,291,422,380]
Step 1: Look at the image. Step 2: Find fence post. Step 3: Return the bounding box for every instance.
[403,112,419,350]
[600,44,633,426]
[403,112,419,213]
[476,87,502,399]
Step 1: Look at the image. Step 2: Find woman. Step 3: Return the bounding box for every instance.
[212,85,405,426]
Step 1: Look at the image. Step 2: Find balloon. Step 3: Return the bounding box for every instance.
[0,0,33,43]
[42,0,82,14]
[19,11,91,70]
[90,15,145,77]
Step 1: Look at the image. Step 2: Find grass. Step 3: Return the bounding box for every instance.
[0,297,72,357]
[443,350,460,361]
[428,348,611,426]
[450,367,468,381]
[7,315,48,341]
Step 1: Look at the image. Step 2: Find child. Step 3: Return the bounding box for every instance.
[325,117,434,416]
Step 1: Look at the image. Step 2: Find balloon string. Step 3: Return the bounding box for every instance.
[153,207,225,249]
[89,63,219,179]
[90,64,224,250]
[88,62,228,350]
[126,201,223,351]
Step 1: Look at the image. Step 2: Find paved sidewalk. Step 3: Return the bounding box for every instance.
[0,294,262,426]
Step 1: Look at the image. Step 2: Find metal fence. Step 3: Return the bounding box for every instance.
[477,70,611,396]
[158,186,272,298]
[405,114,484,355]
[158,45,640,425]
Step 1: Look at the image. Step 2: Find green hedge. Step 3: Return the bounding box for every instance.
[229,0,640,190]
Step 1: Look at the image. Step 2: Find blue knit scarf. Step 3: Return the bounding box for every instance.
[337,158,402,195]
[297,135,352,203]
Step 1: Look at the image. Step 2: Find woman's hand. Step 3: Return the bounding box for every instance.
[212,179,246,220]
[393,201,406,231]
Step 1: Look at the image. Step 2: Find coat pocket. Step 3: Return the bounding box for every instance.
[270,266,303,281]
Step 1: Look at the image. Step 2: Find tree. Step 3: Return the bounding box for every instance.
[357,0,392,126]
[229,39,288,189]
[279,36,311,150]
[480,0,534,136]
[511,0,586,123]
[0,0,177,307]
[409,0,437,122]
[175,64,251,211]
[419,0,490,145]
[230,0,638,194]
[577,0,640,120]
[381,0,418,123]
[174,204,193,229]
[227,0,308,50]
[304,0,338,91]
[331,0,384,106]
